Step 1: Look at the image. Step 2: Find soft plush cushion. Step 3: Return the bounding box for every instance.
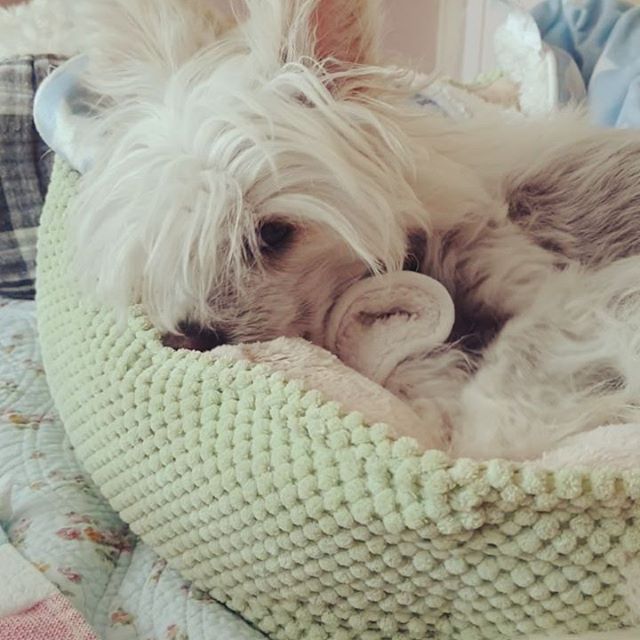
[0,55,62,299]
[36,158,640,640]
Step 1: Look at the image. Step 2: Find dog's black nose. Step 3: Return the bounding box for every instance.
[162,323,229,352]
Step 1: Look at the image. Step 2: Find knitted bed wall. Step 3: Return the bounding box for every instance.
[36,159,640,639]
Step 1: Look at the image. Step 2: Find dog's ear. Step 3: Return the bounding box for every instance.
[308,0,381,65]
[76,0,235,101]
[244,0,383,69]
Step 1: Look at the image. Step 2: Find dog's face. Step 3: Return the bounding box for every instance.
[73,0,427,348]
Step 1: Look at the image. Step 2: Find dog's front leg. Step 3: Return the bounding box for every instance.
[383,345,474,452]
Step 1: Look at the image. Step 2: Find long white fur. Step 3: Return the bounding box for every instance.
[11,0,640,463]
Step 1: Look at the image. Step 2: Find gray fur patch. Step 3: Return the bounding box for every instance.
[507,137,640,265]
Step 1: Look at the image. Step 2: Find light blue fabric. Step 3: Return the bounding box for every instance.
[532,0,640,128]
[553,44,588,105]
[33,55,98,172]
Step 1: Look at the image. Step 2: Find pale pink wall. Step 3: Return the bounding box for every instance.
[381,0,439,72]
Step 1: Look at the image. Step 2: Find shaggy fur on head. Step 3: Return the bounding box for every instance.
[26,0,640,461]
[71,0,429,345]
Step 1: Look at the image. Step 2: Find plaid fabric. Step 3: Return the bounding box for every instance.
[0,55,64,299]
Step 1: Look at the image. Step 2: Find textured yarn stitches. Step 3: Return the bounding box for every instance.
[36,159,640,639]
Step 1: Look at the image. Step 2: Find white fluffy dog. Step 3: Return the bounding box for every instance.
[16,0,640,461]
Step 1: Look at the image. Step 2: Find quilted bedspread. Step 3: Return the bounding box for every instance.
[0,298,265,640]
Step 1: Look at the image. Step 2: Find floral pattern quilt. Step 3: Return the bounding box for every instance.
[0,298,265,640]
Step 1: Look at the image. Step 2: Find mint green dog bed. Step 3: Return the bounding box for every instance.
[36,159,640,639]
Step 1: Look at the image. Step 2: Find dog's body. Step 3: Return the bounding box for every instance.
[396,128,640,459]
[50,0,640,460]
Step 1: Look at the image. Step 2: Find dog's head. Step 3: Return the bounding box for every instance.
[73,0,428,349]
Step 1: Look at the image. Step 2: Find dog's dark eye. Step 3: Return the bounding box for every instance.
[258,221,295,251]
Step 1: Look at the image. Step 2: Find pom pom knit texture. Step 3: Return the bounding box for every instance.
[36,160,640,639]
